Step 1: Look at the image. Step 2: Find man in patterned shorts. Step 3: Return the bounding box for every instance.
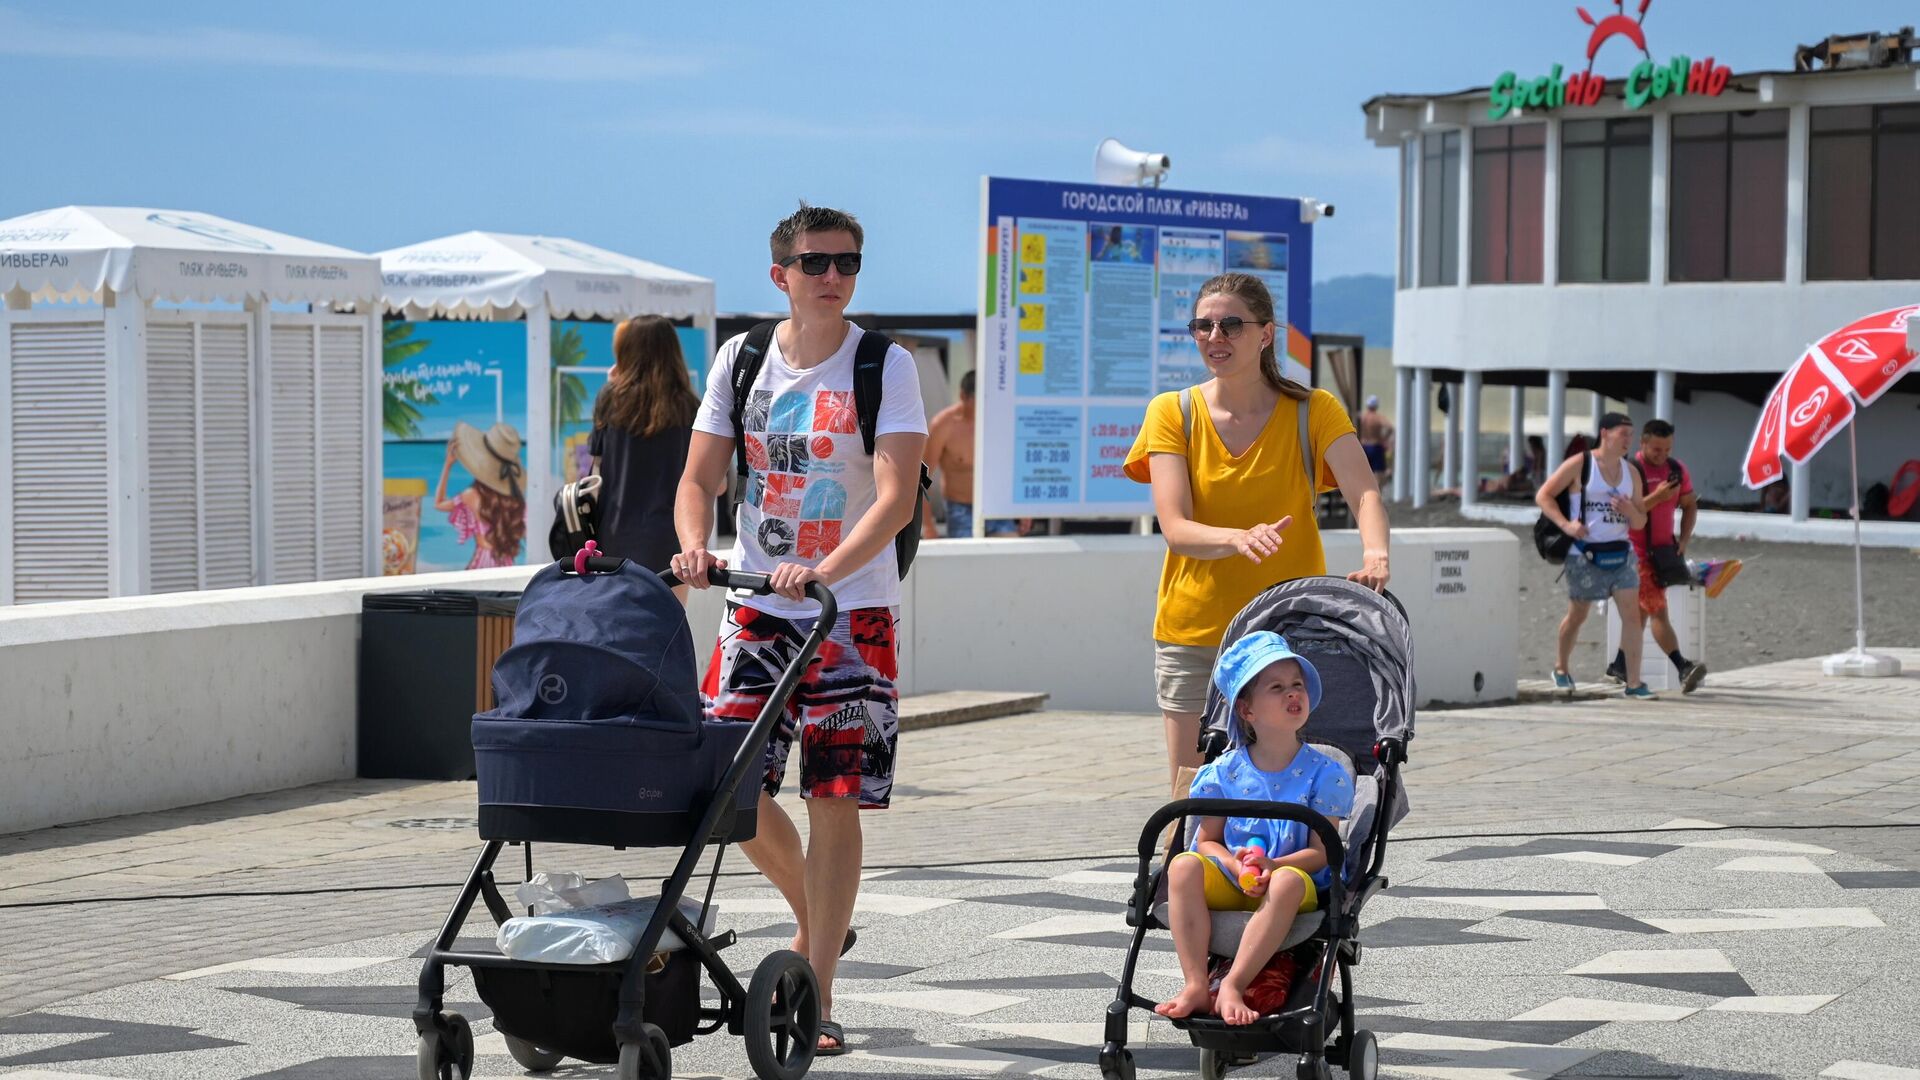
[671,204,927,1055]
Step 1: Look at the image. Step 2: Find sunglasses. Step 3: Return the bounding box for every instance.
[779,251,863,276]
[1186,316,1268,340]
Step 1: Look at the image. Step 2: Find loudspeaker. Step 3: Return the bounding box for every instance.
[1093,138,1171,188]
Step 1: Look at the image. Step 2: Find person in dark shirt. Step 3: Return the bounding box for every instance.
[590,315,698,597]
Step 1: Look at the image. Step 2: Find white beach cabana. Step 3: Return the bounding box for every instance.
[0,206,383,602]
[374,231,716,555]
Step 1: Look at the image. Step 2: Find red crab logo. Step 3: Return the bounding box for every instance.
[1577,0,1652,74]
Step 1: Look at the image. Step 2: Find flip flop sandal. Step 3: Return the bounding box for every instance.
[817,1019,850,1056]
[840,928,858,957]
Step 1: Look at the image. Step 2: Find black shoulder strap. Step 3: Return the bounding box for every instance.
[852,327,894,456]
[729,321,779,477]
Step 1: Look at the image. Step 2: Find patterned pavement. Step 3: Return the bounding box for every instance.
[4,814,1917,1080]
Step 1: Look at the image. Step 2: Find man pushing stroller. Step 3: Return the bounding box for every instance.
[1157,631,1353,1025]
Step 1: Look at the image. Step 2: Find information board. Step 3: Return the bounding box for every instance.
[975,177,1313,519]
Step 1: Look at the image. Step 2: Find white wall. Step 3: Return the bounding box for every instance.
[1394,281,1920,378]
[2,529,1517,833]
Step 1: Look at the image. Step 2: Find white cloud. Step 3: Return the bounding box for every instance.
[0,6,705,82]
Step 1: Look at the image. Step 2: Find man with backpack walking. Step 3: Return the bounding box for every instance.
[1534,412,1654,698]
[672,205,927,1056]
[1607,419,1712,693]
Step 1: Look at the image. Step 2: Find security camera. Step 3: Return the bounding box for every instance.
[1301,199,1336,223]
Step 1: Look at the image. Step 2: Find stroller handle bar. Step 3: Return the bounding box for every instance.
[643,565,838,625]
[1131,798,1348,915]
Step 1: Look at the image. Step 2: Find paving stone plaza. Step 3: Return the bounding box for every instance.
[3,652,1918,1079]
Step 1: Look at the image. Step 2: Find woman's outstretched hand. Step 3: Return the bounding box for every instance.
[1230,516,1293,564]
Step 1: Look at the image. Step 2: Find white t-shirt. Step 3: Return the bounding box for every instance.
[693,323,927,617]
[1577,453,1634,545]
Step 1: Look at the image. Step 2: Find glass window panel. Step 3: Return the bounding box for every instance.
[1873,128,1920,279]
[1878,104,1920,129]
[1559,144,1606,282]
[1511,122,1547,148]
[1474,126,1510,150]
[1673,113,1728,140]
[1808,132,1872,279]
[1509,145,1545,282]
[1612,117,1652,143]
[1605,141,1651,281]
[1812,105,1872,133]
[1731,109,1787,136]
[1471,150,1510,283]
[1670,137,1729,282]
[1563,119,1606,146]
[1728,137,1786,281]
[1439,132,1461,285]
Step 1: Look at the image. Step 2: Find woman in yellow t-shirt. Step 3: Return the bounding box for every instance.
[1123,273,1391,781]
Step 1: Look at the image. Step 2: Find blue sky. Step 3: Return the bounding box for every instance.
[8,1,1911,311]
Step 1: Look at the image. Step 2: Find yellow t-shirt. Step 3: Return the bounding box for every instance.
[1123,387,1356,647]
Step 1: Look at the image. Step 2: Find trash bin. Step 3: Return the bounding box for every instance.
[359,589,521,779]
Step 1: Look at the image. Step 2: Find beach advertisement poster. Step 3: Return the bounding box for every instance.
[381,320,530,574]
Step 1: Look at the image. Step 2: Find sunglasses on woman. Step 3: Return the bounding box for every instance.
[1186,316,1269,340]
[779,251,863,276]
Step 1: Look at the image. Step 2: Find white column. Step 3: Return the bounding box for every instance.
[1547,369,1568,462]
[1590,392,1606,433]
[1653,369,1676,421]
[1649,111,1671,284]
[1442,383,1460,491]
[1542,118,1562,285]
[1508,384,1526,478]
[524,302,554,565]
[1791,460,1811,521]
[1392,366,1414,502]
[1784,103,1811,284]
[1461,371,1482,509]
[103,287,151,597]
[1456,125,1473,287]
[246,297,273,585]
[1411,367,1433,508]
[364,307,383,577]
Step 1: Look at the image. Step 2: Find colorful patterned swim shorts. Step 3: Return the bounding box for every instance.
[701,600,901,809]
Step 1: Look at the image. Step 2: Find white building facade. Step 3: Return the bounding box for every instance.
[1368,31,1920,523]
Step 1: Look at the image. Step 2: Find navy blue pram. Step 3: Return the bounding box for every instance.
[415,556,834,1080]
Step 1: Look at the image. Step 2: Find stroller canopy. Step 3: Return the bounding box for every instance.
[488,560,701,730]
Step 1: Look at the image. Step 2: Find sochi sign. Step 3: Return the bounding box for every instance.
[1489,1,1730,120]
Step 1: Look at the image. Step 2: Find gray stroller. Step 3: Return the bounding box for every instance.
[1101,576,1414,1080]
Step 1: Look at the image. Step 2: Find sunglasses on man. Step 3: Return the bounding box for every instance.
[778,251,863,276]
[1185,316,1269,340]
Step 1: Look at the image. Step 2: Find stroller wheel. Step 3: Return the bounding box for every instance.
[1295,1053,1333,1080]
[502,1032,565,1072]
[1200,1046,1257,1079]
[1099,1045,1136,1080]
[616,1023,671,1080]
[415,1010,474,1080]
[745,948,821,1080]
[1345,1030,1379,1079]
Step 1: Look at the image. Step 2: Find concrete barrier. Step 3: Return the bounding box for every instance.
[0,528,1515,833]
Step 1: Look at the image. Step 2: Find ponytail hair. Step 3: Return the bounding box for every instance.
[1196,272,1310,402]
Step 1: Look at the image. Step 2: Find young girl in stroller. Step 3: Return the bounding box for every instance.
[1156,631,1352,1025]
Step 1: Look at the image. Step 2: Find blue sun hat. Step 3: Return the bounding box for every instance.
[1213,630,1322,745]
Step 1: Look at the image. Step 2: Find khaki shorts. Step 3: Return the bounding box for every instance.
[1154,640,1218,715]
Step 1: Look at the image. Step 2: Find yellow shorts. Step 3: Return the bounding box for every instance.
[1175,851,1319,914]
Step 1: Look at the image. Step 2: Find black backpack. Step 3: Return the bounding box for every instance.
[1532,450,1591,564]
[727,321,932,578]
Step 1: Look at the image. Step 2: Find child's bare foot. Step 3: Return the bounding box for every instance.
[1216,985,1259,1026]
[1154,981,1212,1019]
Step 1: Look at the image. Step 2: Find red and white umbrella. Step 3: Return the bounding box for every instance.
[1743,304,1920,487]
[1741,303,1919,676]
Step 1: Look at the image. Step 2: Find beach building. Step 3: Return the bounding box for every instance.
[1366,20,1920,535]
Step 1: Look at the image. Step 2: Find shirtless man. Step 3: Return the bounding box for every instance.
[923,371,1022,537]
[1358,394,1394,482]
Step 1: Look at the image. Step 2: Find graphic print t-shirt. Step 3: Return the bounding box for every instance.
[693,325,926,618]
